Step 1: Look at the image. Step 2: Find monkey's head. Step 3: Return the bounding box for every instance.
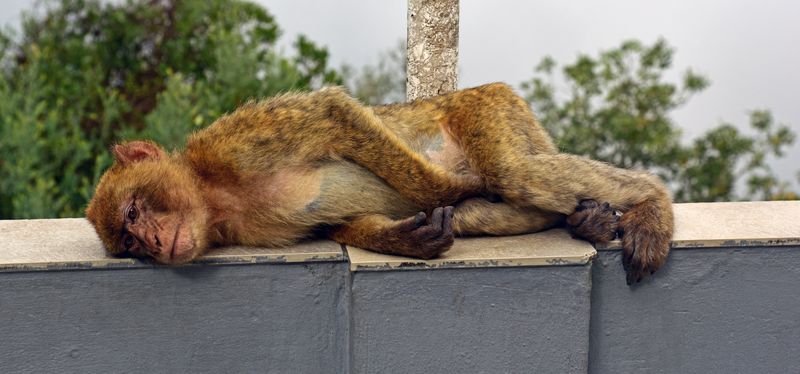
[86,141,210,265]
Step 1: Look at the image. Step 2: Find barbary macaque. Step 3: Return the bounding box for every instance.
[86,83,673,283]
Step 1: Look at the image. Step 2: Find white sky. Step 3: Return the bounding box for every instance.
[2,0,798,190]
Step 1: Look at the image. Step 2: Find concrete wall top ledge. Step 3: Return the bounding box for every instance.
[0,218,344,272]
[598,201,800,250]
[347,229,596,271]
[3,201,792,272]
[0,218,596,273]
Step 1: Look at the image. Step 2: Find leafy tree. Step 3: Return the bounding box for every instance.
[0,0,342,218]
[344,40,406,105]
[2,1,795,221]
[522,39,797,202]
[677,110,797,201]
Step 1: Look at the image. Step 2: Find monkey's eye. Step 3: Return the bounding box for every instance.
[123,234,136,251]
[127,204,138,222]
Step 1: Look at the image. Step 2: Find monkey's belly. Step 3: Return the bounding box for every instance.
[308,162,422,220]
[422,132,477,178]
[231,162,421,248]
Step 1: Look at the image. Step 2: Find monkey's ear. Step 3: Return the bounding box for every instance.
[113,141,166,165]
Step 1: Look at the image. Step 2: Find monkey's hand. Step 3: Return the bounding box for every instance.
[382,206,455,260]
[331,208,456,260]
[567,199,672,285]
[566,199,620,243]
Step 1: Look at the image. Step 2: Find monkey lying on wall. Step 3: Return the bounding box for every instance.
[86,83,673,284]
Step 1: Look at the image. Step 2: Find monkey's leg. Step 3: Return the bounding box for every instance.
[502,155,672,284]
[440,84,673,283]
[452,198,563,236]
[473,152,672,285]
[330,207,455,259]
[504,154,673,284]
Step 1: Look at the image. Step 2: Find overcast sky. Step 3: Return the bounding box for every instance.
[2,0,798,189]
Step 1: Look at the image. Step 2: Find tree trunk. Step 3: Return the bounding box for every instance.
[406,0,459,101]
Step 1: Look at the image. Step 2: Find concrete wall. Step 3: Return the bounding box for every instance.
[344,230,597,373]
[590,247,800,374]
[589,201,800,374]
[0,264,350,373]
[1,201,799,373]
[351,266,591,374]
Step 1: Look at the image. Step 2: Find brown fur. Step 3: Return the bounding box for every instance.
[86,83,673,283]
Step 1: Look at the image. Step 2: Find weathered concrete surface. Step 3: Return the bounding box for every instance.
[351,265,592,374]
[0,263,349,373]
[600,201,800,250]
[348,229,596,271]
[590,247,800,374]
[0,219,344,272]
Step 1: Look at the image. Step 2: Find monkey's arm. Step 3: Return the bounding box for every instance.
[329,207,455,260]
[309,88,481,207]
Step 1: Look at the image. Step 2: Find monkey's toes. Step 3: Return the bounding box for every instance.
[620,225,670,285]
[566,200,620,243]
[575,199,599,211]
[617,200,673,285]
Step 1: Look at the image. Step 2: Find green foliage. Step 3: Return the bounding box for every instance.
[1,0,795,220]
[0,62,95,217]
[344,40,406,105]
[0,0,343,218]
[522,39,797,202]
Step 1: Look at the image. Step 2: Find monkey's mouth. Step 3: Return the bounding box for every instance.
[168,224,180,261]
[168,222,200,265]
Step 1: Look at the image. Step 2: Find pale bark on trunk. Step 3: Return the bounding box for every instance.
[406,0,459,101]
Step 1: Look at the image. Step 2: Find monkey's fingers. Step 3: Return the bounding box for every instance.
[430,207,444,228]
[566,200,620,243]
[396,212,428,232]
[417,206,455,240]
[412,207,447,241]
[403,207,455,259]
[442,206,454,235]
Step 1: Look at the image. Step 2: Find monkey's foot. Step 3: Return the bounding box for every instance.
[385,206,455,259]
[565,199,620,243]
[619,201,671,285]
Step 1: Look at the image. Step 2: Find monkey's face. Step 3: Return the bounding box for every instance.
[86,141,210,265]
